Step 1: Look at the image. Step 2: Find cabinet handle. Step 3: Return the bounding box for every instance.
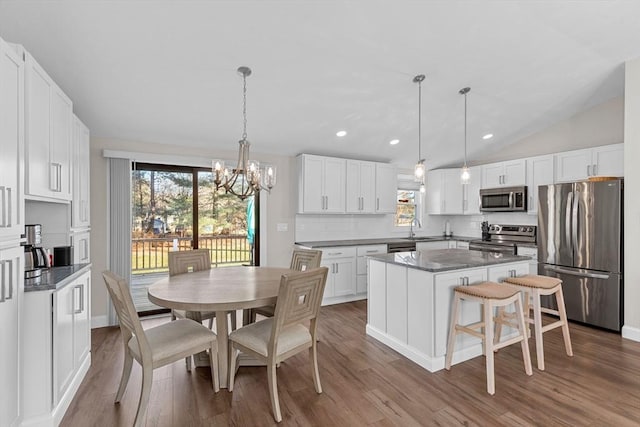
[83,239,89,261]
[365,250,378,253]
[59,164,63,191]
[74,284,84,314]
[6,187,11,227]
[7,259,13,300]
[50,163,57,191]
[0,260,6,303]
[376,198,380,211]
[593,164,597,176]
[335,263,339,274]
[587,165,591,176]
[0,186,6,227]
[327,252,342,256]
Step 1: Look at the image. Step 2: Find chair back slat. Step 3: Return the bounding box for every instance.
[168,249,212,276]
[290,249,322,272]
[102,271,151,357]
[270,267,328,346]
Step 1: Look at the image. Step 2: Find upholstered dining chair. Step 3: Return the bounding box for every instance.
[251,248,322,322]
[102,271,219,427]
[228,267,329,422]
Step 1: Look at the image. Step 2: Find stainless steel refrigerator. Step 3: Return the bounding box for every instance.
[538,179,623,331]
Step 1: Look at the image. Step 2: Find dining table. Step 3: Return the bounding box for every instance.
[147,266,295,388]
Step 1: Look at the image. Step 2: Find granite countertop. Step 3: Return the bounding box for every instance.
[24,263,92,292]
[296,235,478,248]
[368,248,529,273]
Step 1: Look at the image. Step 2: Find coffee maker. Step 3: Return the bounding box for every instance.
[24,224,50,281]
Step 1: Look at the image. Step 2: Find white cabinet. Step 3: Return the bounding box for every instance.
[71,230,90,264]
[319,246,356,303]
[525,154,554,215]
[356,244,386,294]
[298,154,346,213]
[487,262,530,284]
[516,246,538,275]
[0,246,23,427]
[23,270,92,426]
[426,169,464,215]
[417,240,455,251]
[456,241,470,249]
[433,268,487,357]
[374,163,397,213]
[555,143,623,182]
[71,115,90,229]
[481,159,526,188]
[462,166,482,214]
[346,160,376,213]
[0,38,24,243]
[23,50,73,201]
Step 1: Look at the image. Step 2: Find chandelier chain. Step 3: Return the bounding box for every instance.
[242,72,248,140]
[464,90,467,167]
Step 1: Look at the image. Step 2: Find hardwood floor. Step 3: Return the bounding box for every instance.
[61,301,640,426]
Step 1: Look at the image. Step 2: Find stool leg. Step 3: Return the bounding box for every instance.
[493,306,504,348]
[484,300,495,395]
[531,289,545,371]
[445,293,461,370]
[555,286,573,357]
[514,297,533,376]
[523,290,532,338]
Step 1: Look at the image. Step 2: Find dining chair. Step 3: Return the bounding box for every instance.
[228,267,329,422]
[250,248,322,322]
[102,271,219,427]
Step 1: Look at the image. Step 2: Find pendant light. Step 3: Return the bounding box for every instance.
[212,66,276,200]
[459,87,471,184]
[413,74,426,193]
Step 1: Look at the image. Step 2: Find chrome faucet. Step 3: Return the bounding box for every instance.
[409,218,421,239]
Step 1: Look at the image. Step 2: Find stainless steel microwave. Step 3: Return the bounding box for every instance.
[479,186,527,212]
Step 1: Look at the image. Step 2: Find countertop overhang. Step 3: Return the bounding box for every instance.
[24,263,92,292]
[369,249,529,272]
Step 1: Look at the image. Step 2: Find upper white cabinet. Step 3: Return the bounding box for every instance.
[298,154,346,214]
[374,163,397,213]
[72,116,90,228]
[426,169,463,215]
[555,143,623,182]
[462,165,482,215]
[23,49,72,202]
[298,154,396,215]
[525,154,554,215]
[346,160,376,213]
[481,159,526,188]
[0,38,24,243]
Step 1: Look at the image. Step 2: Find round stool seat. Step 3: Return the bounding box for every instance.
[454,281,519,299]
[503,274,561,289]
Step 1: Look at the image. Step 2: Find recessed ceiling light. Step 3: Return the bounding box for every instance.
[482,133,494,140]
[336,130,347,137]
[389,139,400,145]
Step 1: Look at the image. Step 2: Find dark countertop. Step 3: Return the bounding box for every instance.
[296,235,478,248]
[368,249,530,273]
[24,263,92,292]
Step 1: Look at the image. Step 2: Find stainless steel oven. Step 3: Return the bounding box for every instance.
[469,223,536,255]
[479,186,527,212]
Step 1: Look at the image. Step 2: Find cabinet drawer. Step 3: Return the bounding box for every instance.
[321,246,356,259]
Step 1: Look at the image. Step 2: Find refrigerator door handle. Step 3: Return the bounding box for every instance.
[565,191,573,250]
[572,190,579,253]
[543,265,610,280]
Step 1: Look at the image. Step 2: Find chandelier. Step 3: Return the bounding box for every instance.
[212,66,276,200]
[413,74,426,193]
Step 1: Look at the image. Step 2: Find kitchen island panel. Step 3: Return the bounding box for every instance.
[368,259,387,332]
[407,268,434,356]
[386,263,407,342]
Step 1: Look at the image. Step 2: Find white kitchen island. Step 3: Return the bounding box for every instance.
[366,249,530,372]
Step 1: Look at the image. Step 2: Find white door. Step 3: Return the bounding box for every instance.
[442,169,463,214]
[332,258,356,297]
[345,160,362,213]
[526,155,554,215]
[323,157,346,213]
[54,284,75,405]
[481,162,504,188]
[503,160,526,186]
[592,144,623,177]
[555,148,591,182]
[73,273,91,367]
[50,86,73,200]
[301,155,324,213]
[463,166,481,214]
[359,161,376,213]
[375,163,397,213]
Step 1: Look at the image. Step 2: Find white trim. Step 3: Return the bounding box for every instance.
[622,325,640,342]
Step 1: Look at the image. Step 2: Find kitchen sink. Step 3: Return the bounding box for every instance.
[403,237,440,241]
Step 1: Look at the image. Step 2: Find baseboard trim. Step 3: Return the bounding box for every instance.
[622,325,640,342]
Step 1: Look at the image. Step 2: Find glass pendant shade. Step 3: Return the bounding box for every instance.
[414,161,425,182]
[460,165,470,184]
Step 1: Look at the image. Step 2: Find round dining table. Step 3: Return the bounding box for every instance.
[147,266,295,388]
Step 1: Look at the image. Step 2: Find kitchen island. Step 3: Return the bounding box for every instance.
[366,249,530,372]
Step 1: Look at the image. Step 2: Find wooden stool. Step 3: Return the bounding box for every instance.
[499,274,573,371]
[445,281,532,395]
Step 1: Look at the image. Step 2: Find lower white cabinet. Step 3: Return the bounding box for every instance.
[487,262,531,284]
[23,269,91,426]
[356,244,387,294]
[516,246,538,275]
[319,246,357,304]
[0,245,23,427]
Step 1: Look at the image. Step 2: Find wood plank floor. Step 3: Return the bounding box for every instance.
[61,301,640,426]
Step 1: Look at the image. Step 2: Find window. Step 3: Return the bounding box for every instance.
[395,188,422,227]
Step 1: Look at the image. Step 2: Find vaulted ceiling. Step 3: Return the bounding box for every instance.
[1,1,639,169]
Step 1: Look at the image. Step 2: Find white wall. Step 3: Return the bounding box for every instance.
[623,59,640,341]
[89,138,296,323]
